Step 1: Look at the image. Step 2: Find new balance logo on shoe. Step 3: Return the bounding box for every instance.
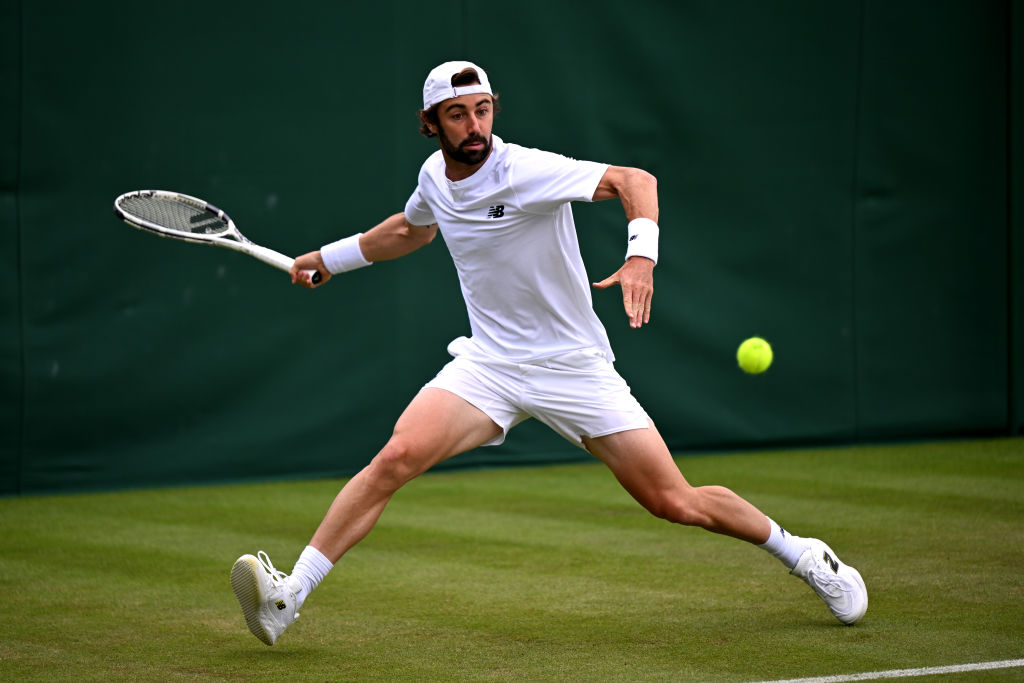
[487,205,505,218]
[822,551,839,573]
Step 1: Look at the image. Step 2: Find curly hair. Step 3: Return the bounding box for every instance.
[418,67,500,138]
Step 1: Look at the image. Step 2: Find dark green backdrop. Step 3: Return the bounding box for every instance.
[2,0,1020,495]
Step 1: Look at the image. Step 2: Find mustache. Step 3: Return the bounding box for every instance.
[460,134,488,148]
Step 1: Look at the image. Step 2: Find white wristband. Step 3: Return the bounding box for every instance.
[320,233,372,274]
[625,217,659,264]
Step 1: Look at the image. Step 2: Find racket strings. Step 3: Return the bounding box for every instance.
[120,196,229,236]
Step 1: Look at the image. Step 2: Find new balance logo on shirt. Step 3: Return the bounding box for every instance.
[486,205,505,218]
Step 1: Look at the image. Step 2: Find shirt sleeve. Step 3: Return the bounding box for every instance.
[404,184,436,227]
[509,148,609,215]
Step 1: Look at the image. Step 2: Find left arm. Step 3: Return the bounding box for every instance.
[592,165,659,222]
[591,166,659,329]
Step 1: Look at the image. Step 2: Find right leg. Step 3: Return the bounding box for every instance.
[231,387,501,645]
[309,387,503,562]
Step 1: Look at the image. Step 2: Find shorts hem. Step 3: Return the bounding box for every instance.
[421,383,510,447]
[582,419,651,441]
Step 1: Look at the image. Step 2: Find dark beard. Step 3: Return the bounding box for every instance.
[438,128,492,166]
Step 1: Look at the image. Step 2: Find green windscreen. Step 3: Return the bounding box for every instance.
[1,0,1018,495]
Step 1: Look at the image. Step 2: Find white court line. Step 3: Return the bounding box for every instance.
[751,658,1024,683]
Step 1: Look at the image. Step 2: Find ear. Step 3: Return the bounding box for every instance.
[419,110,438,136]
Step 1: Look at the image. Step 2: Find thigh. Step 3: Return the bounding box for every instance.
[389,387,505,472]
[424,351,531,446]
[582,421,691,507]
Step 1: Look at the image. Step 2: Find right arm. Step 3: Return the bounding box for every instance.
[290,212,438,288]
[359,212,439,261]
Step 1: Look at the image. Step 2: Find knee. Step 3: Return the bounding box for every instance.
[645,489,708,528]
[362,438,423,491]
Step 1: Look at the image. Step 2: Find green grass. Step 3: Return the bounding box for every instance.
[2,438,1023,681]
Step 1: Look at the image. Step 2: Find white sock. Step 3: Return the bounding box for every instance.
[758,518,809,570]
[291,545,334,608]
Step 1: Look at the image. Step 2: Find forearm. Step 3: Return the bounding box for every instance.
[317,212,436,276]
[617,169,659,223]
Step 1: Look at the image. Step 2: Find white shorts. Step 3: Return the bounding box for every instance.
[423,337,650,449]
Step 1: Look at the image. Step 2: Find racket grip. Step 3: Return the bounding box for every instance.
[304,269,322,285]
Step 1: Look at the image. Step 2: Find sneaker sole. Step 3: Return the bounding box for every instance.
[231,555,274,645]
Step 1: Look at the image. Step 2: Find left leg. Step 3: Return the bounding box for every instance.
[583,422,868,625]
[582,421,770,544]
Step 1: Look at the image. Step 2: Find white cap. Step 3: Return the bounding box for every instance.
[422,60,493,110]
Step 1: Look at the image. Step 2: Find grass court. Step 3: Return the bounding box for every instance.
[2,438,1022,681]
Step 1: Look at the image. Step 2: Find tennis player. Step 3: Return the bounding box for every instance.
[230,61,868,645]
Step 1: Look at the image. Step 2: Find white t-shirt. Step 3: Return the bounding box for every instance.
[404,135,613,362]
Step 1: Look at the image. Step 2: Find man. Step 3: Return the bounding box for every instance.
[230,61,867,646]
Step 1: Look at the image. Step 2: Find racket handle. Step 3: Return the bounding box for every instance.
[304,269,322,285]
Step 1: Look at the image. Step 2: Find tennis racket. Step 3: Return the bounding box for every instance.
[114,190,321,284]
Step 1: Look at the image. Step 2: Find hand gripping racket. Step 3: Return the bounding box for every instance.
[114,190,321,284]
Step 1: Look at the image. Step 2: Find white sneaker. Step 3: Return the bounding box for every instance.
[791,538,868,625]
[231,551,301,645]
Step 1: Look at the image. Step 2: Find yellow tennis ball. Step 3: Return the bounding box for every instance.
[737,337,773,374]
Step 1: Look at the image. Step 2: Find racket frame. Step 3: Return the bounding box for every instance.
[114,189,317,280]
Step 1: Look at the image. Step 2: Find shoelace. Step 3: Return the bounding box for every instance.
[807,567,845,598]
[255,550,301,625]
[257,550,291,586]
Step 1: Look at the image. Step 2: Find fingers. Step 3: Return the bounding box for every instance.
[640,291,652,326]
[604,258,654,328]
[290,252,330,289]
[289,265,316,288]
[592,273,647,326]
[624,285,653,328]
[299,270,323,288]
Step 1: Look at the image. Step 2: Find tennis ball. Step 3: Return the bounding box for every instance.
[737,337,773,374]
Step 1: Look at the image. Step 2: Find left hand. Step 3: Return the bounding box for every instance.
[592,256,655,329]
